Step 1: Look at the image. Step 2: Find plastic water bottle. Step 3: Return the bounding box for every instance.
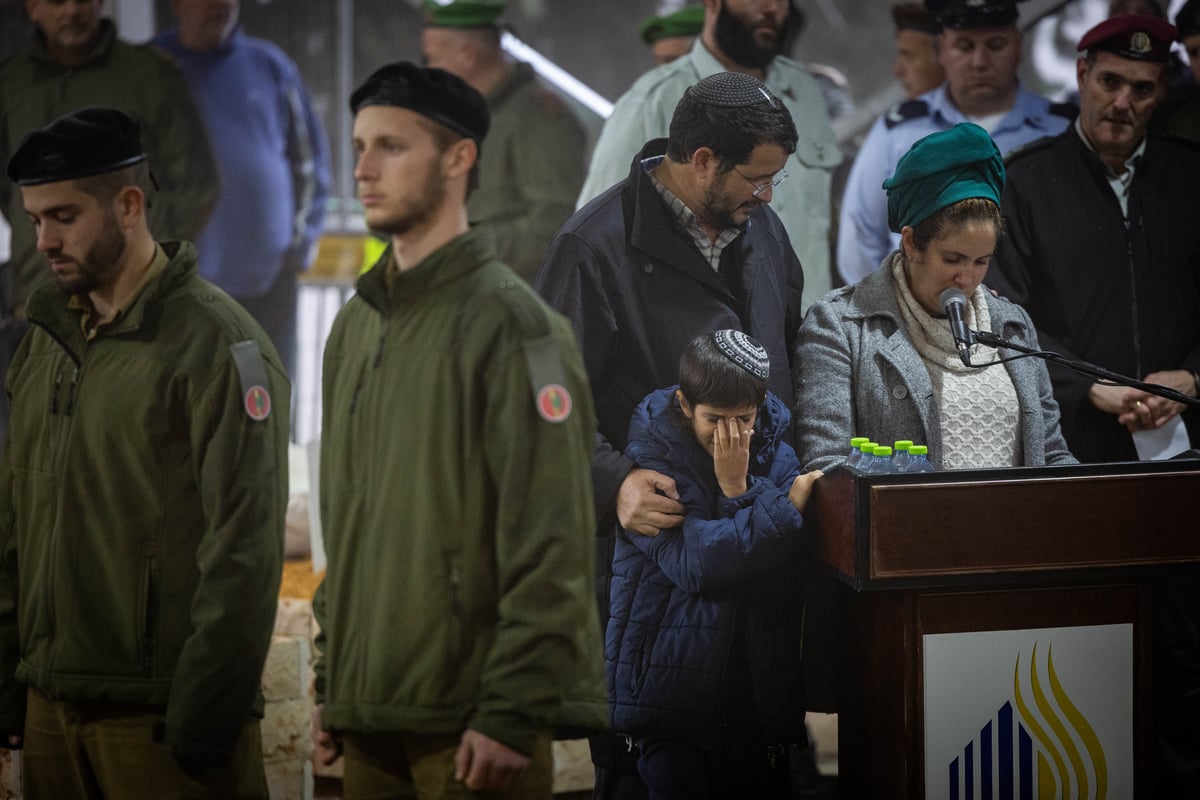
[856,441,878,473]
[845,437,870,470]
[866,445,896,474]
[893,440,913,472]
[904,445,935,472]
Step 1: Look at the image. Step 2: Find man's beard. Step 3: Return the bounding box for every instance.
[53,211,126,296]
[713,3,787,71]
[368,164,445,237]
[699,173,753,231]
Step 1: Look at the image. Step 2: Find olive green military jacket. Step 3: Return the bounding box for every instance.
[0,242,288,765]
[313,229,607,756]
[468,62,587,282]
[0,21,219,315]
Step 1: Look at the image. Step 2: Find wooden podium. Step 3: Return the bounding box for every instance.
[811,458,1200,798]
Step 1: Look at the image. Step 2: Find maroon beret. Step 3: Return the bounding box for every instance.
[1077,13,1179,62]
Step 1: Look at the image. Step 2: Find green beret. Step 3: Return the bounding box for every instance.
[640,5,705,44]
[7,107,146,187]
[423,0,505,28]
[883,122,1004,232]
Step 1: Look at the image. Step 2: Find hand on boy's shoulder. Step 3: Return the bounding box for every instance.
[618,468,685,537]
[788,470,825,513]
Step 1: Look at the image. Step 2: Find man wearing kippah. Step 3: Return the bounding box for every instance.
[576,0,841,313]
[0,107,288,797]
[311,61,605,798]
[0,0,220,447]
[420,0,589,282]
[640,5,705,66]
[990,18,1200,791]
[838,0,1072,285]
[536,72,824,800]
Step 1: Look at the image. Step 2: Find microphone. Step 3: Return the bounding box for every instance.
[938,287,974,367]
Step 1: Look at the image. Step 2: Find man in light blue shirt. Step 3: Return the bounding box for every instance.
[578,0,841,310]
[837,0,1073,285]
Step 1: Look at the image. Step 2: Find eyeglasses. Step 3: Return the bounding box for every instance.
[733,167,789,198]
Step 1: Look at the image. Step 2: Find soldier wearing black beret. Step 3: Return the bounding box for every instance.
[311,62,606,798]
[1,106,289,797]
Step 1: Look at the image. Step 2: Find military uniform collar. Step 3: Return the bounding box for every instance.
[356,227,496,312]
[487,61,536,107]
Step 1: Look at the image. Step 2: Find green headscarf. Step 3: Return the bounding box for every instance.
[883,122,1004,232]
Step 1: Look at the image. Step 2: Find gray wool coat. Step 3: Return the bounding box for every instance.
[794,254,1077,472]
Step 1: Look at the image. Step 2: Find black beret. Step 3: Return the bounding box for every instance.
[925,0,1021,30]
[350,62,489,145]
[1178,0,1200,38]
[1077,14,1178,62]
[6,107,146,187]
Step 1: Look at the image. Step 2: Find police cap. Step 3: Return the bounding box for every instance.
[7,107,146,187]
[925,0,1021,30]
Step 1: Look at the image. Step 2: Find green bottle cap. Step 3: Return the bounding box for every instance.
[894,440,913,451]
[859,441,877,454]
[909,445,928,456]
[873,446,892,457]
[850,437,869,447]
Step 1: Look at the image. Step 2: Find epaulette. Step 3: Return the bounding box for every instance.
[884,99,930,129]
[493,276,552,340]
[1048,101,1078,121]
[1003,135,1057,166]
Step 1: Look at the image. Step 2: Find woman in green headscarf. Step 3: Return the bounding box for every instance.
[794,122,1076,472]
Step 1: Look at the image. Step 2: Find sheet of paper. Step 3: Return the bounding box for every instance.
[1132,414,1192,461]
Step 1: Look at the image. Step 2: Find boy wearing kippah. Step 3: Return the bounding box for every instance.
[606,330,822,798]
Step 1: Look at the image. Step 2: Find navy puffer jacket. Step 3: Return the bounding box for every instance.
[606,387,811,744]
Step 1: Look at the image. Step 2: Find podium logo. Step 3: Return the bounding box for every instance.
[947,643,1107,800]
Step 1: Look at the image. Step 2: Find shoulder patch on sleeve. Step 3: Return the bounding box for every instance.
[230,340,272,422]
[493,278,574,423]
[884,99,929,129]
[1048,101,1078,120]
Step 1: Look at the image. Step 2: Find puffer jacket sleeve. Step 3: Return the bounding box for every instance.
[630,440,807,595]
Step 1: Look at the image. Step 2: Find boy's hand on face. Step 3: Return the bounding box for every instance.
[788,470,824,513]
[713,418,752,497]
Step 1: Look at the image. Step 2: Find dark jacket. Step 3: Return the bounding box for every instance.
[992,126,1200,463]
[314,230,606,757]
[0,242,287,765]
[607,389,808,743]
[535,138,805,521]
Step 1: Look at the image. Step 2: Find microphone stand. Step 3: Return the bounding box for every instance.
[970,329,1200,411]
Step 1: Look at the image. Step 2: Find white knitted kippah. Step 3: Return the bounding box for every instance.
[713,329,770,380]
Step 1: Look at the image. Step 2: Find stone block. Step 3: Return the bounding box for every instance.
[552,738,594,793]
[274,599,314,642]
[262,696,314,764]
[265,755,312,800]
[263,635,309,702]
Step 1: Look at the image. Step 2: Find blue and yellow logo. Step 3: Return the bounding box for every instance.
[948,643,1107,799]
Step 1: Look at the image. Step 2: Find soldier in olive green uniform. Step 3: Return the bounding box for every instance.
[0,108,287,798]
[420,0,587,281]
[311,63,605,799]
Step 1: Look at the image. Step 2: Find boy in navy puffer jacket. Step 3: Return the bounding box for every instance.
[606,329,823,799]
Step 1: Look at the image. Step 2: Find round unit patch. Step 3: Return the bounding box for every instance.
[536,384,572,423]
[244,385,272,421]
